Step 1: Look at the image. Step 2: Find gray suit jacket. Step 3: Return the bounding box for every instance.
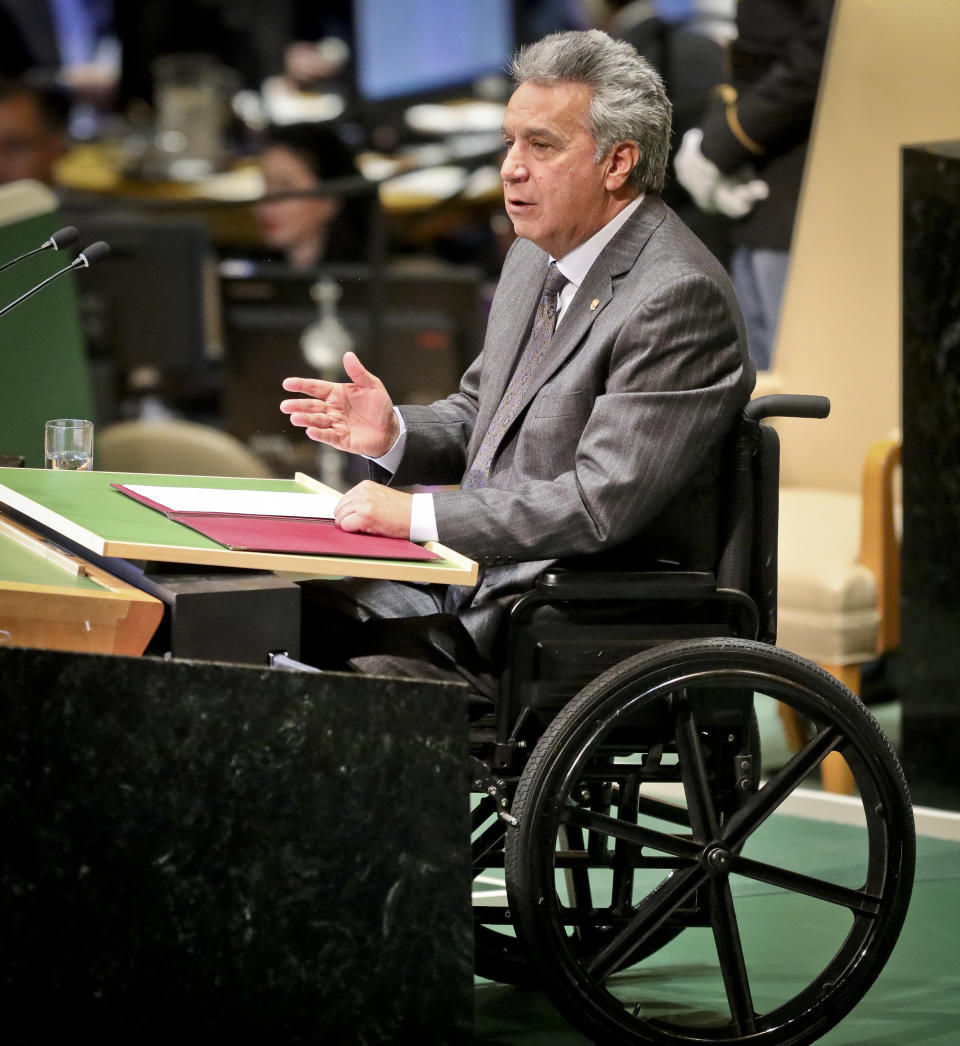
[392,196,755,658]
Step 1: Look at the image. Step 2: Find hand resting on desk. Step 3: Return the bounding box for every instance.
[334,480,412,539]
[280,352,412,539]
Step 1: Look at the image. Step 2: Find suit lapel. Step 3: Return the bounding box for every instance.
[494,257,548,389]
[471,254,550,443]
[506,198,667,423]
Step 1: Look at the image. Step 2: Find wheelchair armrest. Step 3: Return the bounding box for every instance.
[509,567,757,637]
[531,568,718,601]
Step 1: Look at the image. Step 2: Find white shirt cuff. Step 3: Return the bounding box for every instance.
[370,407,407,472]
[410,492,439,543]
[367,408,438,542]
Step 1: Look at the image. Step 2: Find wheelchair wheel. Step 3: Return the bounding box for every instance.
[472,774,709,987]
[504,637,915,1046]
[472,783,538,986]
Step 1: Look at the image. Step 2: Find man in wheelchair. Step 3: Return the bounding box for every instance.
[280,28,754,692]
[278,31,913,1046]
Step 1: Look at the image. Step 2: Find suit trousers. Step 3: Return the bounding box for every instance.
[298,577,497,707]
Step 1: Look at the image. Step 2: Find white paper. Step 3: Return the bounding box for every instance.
[125,484,337,519]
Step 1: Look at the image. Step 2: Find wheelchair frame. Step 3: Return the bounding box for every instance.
[470,395,915,1045]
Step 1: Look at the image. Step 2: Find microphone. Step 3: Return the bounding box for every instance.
[0,241,110,320]
[0,226,80,276]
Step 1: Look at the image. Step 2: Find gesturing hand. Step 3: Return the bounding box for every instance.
[280,352,400,458]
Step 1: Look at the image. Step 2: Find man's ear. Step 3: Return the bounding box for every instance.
[604,140,640,191]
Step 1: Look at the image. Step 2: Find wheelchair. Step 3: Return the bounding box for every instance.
[469,395,915,1045]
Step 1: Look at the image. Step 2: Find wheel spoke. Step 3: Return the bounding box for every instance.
[635,793,691,828]
[585,864,705,980]
[562,803,701,862]
[710,877,757,1035]
[612,772,641,912]
[560,824,594,918]
[731,854,883,914]
[723,724,843,848]
[674,692,720,840]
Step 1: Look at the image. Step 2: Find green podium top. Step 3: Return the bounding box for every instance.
[0,468,477,585]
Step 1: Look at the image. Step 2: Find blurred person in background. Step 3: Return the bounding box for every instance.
[0,0,119,137]
[254,121,375,270]
[673,0,835,371]
[603,0,736,264]
[0,78,70,186]
[112,0,276,114]
[279,0,353,90]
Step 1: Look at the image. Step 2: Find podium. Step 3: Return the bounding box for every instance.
[900,141,960,811]
[0,464,479,1040]
[0,509,162,656]
[0,465,477,664]
[0,646,473,1043]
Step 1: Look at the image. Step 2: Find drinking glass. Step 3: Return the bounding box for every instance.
[44,419,94,471]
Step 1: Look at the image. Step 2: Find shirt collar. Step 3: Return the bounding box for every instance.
[552,193,645,288]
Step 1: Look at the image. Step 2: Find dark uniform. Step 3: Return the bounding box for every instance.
[698,0,836,252]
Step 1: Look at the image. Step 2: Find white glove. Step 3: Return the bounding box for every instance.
[674,128,769,219]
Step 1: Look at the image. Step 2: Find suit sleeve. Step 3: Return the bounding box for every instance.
[426,268,749,565]
[385,350,482,487]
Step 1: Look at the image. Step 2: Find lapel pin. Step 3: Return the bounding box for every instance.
[590,298,600,311]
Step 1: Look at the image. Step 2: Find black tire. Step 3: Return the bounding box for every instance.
[470,707,758,987]
[504,637,915,1046]
[472,788,538,986]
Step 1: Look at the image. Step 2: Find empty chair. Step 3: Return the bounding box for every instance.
[96,419,276,478]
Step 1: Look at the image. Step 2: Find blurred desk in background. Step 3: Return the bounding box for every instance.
[53,108,506,254]
[56,146,265,248]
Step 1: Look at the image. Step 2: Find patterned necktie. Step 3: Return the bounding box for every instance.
[462,264,568,489]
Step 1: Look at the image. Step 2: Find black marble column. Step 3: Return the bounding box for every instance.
[0,647,473,1044]
[900,141,960,811]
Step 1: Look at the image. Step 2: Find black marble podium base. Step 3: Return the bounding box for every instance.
[901,141,960,811]
[0,647,473,1044]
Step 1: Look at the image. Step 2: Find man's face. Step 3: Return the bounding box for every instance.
[0,96,65,186]
[500,80,617,258]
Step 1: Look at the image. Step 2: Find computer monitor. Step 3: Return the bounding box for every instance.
[63,211,212,372]
[352,0,515,104]
[218,258,486,445]
[59,209,217,419]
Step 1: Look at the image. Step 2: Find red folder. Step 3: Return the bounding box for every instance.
[111,483,440,562]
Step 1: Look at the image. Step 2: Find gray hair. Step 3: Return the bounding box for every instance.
[509,29,672,193]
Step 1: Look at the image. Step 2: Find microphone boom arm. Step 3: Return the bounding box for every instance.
[0,241,109,320]
[0,226,80,276]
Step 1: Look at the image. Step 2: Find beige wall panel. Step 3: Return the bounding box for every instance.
[774,0,960,489]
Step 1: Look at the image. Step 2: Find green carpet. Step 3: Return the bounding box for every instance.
[474,823,959,1044]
